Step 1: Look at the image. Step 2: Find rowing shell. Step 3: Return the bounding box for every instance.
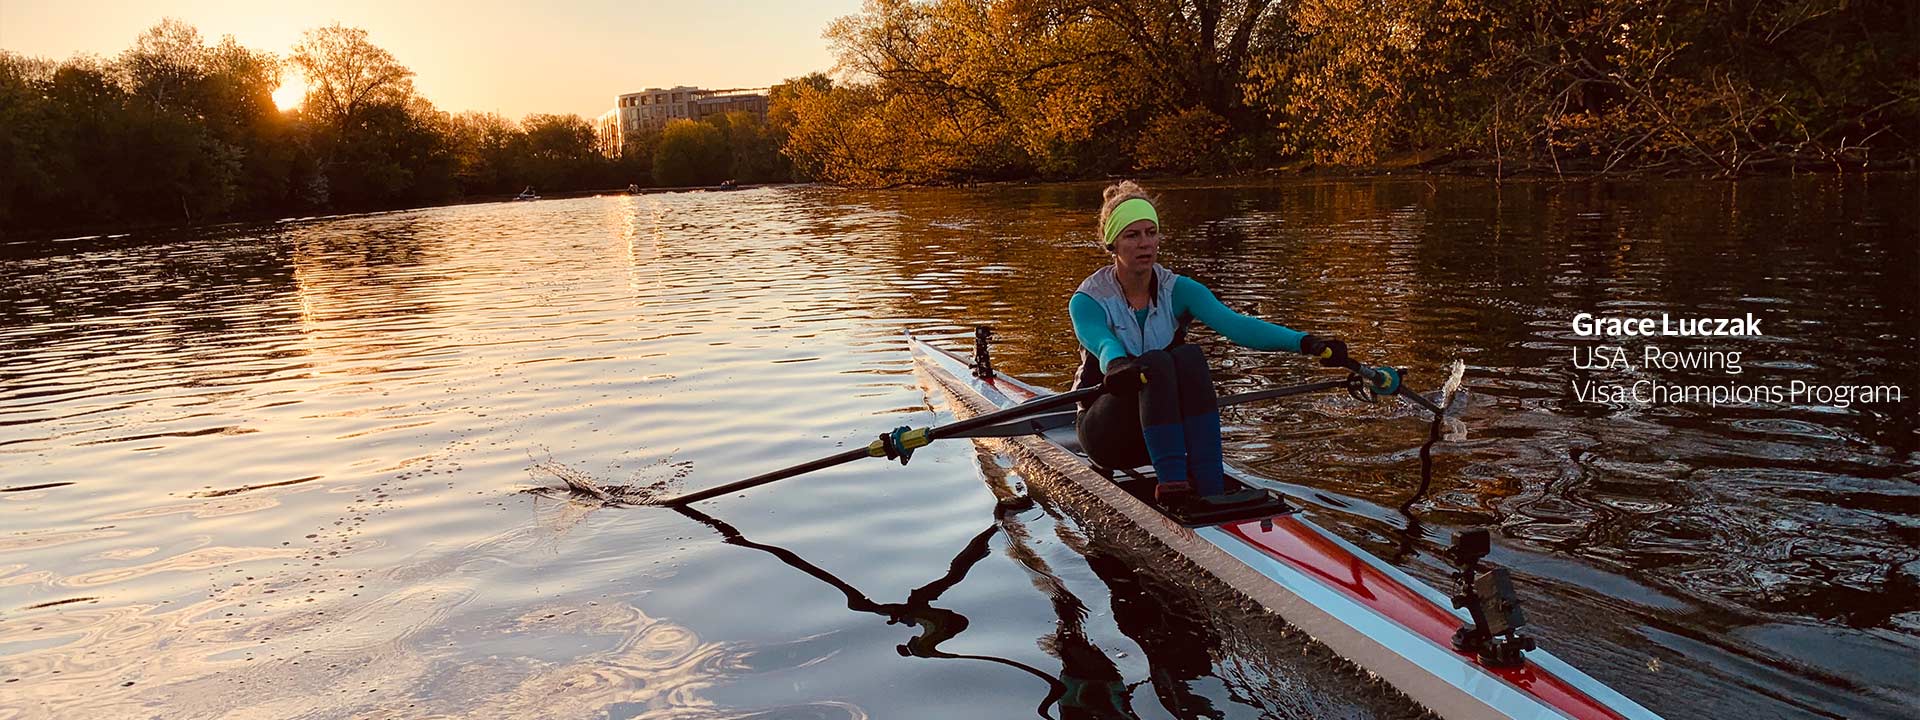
[907,331,1661,720]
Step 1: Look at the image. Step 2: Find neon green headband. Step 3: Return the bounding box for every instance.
[1102,198,1159,248]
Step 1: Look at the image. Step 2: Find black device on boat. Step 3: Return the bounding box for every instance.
[1448,529,1536,667]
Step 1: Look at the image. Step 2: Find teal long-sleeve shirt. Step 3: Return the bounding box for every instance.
[1070,275,1307,368]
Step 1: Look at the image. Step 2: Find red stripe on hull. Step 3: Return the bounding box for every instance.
[989,377,1039,402]
[1222,519,1624,720]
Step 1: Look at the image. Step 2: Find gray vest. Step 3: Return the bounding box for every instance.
[1070,265,1190,394]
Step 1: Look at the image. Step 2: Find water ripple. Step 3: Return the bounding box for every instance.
[0,178,1915,719]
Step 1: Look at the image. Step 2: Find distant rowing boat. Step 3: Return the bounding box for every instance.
[907,329,1662,720]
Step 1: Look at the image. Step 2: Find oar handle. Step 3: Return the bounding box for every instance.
[1315,347,1394,391]
[924,384,1103,442]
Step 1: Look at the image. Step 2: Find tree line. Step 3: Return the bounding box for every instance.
[4,5,1913,234]
[0,20,791,236]
[777,0,1917,185]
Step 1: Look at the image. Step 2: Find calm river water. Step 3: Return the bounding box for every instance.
[2,176,1916,719]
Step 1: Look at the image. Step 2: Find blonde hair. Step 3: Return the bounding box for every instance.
[1098,180,1155,249]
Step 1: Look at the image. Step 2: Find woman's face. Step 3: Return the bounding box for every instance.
[1110,219,1159,272]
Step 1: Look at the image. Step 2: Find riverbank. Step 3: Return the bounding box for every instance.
[848,157,1917,195]
[9,157,1914,247]
[1317,148,1919,179]
[1123,146,1919,184]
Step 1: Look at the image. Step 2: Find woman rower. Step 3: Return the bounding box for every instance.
[1070,181,1348,503]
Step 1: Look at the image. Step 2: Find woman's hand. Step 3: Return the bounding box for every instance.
[1300,334,1349,368]
[1102,356,1146,395]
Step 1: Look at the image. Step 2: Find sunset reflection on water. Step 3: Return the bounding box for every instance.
[2,177,1915,719]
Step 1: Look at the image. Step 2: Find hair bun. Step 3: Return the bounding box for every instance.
[1102,180,1142,203]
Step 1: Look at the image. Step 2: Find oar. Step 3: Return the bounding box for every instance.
[945,377,1357,440]
[1314,347,1449,416]
[656,384,1106,507]
[661,354,1445,507]
[1402,359,1469,514]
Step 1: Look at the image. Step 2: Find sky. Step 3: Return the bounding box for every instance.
[0,0,861,119]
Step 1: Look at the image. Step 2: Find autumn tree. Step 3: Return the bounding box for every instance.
[819,0,1027,182]
[768,73,834,180]
[1077,0,1287,127]
[786,0,1297,184]
[1135,106,1230,172]
[1253,0,1920,172]
[787,0,1915,180]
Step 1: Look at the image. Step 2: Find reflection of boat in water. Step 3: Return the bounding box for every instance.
[673,500,1141,718]
[514,186,540,201]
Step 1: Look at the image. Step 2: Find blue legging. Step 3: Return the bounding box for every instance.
[1075,344,1225,495]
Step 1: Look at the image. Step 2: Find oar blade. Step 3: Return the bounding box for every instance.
[1439,359,1466,401]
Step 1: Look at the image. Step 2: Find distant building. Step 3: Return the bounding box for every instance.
[601,85,771,157]
[595,109,622,159]
[617,85,704,135]
[691,90,769,124]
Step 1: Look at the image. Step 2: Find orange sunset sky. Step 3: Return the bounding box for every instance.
[0,0,861,119]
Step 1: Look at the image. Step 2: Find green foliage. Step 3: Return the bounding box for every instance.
[616,112,791,189]
[653,119,729,187]
[1,19,659,238]
[327,99,456,207]
[705,111,790,184]
[447,112,519,193]
[520,113,602,188]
